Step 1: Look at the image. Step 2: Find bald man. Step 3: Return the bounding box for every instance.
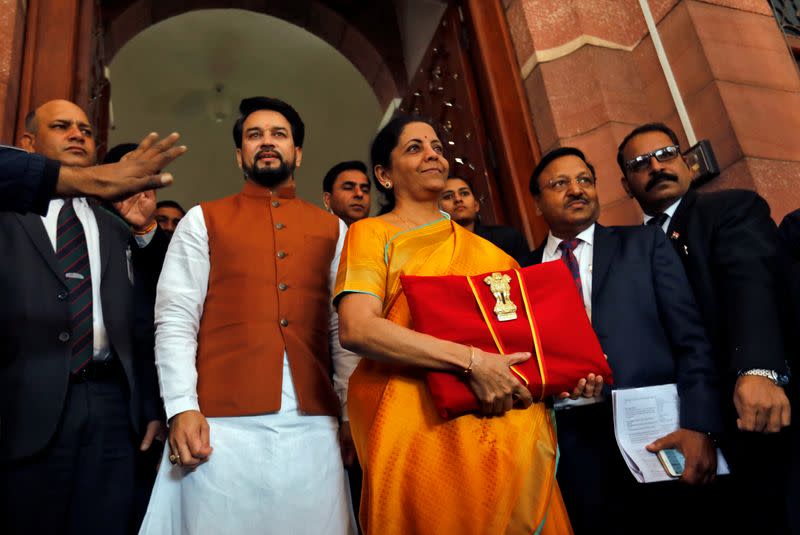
[0,100,164,535]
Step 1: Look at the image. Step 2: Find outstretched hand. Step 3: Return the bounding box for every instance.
[114,189,156,231]
[57,132,186,201]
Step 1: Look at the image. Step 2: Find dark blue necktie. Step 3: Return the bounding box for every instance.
[56,199,93,374]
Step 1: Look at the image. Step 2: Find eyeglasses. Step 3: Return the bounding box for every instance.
[545,176,596,192]
[625,145,680,172]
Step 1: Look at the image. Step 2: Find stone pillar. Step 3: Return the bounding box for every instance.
[505,0,800,224]
[14,0,96,144]
[0,0,27,144]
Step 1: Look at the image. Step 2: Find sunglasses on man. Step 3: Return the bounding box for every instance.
[625,145,681,172]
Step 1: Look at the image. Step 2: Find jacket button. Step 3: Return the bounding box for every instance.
[275,223,285,230]
[57,291,68,301]
[280,318,289,327]
[277,251,287,259]
[58,331,70,342]
[278,283,288,291]
[272,201,280,208]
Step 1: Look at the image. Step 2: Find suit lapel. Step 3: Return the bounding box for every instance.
[90,202,113,282]
[666,190,695,259]
[14,213,66,285]
[590,224,617,307]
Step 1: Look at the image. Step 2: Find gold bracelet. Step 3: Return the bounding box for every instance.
[463,346,475,377]
[134,220,157,235]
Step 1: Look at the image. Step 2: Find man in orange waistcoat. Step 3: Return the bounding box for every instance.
[139,97,357,534]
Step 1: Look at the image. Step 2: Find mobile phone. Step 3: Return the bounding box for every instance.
[657,448,685,478]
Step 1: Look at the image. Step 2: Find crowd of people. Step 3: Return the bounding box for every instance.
[0,95,797,535]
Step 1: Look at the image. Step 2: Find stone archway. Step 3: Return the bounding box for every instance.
[102,0,405,110]
[8,0,406,144]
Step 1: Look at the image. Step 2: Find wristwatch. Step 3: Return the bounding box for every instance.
[738,368,790,387]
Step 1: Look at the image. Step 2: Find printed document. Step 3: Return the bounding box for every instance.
[612,383,729,483]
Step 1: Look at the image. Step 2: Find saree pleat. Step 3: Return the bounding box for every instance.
[335,217,572,535]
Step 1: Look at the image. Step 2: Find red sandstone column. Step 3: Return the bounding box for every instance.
[504,0,800,223]
[13,0,95,144]
[0,0,26,144]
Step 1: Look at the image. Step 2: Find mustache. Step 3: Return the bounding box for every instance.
[564,194,589,206]
[645,171,678,191]
[255,150,282,163]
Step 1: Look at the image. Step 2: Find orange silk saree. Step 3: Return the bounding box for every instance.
[334,216,572,535]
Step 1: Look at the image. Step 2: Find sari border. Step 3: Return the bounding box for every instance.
[332,289,384,307]
[382,213,451,265]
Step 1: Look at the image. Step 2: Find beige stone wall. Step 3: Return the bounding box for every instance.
[505,0,800,224]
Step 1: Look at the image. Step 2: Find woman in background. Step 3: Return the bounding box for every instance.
[439,176,529,263]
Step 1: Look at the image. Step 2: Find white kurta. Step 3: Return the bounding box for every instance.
[139,206,358,535]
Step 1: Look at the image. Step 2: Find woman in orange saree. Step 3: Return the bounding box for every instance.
[335,116,589,534]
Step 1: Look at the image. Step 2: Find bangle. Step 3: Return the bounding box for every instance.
[134,220,157,235]
[463,346,475,377]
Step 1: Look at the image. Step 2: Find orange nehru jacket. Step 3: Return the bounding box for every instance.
[197,180,342,418]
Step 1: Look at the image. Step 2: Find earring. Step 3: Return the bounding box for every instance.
[383,182,393,190]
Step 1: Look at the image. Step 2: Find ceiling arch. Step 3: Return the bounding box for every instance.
[101,0,407,108]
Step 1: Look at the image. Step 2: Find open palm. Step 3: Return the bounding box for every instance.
[114,190,156,230]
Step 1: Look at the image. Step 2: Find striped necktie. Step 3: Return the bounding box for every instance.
[56,199,94,374]
[558,238,583,296]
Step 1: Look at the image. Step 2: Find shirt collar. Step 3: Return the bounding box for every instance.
[544,223,595,257]
[642,197,682,225]
[46,196,88,213]
[241,179,297,199]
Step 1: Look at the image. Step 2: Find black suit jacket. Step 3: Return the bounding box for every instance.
[0,202,161,461]
[524,225,722,531]
[666,189,788,376]
[525,224,721,432]
[474,221,529,264]
[0,146,60,215]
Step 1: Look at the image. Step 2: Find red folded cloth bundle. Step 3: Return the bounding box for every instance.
[401,261,612,418]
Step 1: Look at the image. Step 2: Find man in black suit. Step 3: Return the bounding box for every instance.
[0,99,164,535]
[618,123,791,533]
[778,208,800,534]
[523,147,722,534]
[0,133,185,214]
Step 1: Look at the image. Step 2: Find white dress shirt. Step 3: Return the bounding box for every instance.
[541,223,595,320]
[642,197,682,233]
[154,206,357,421]
[41,198,153,359]
[541,223,604,408]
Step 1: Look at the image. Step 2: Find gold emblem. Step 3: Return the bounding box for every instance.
[483,272,518,322]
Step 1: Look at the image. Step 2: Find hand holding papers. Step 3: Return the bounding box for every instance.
[612,384,729,483]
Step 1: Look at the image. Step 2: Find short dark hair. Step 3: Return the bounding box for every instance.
[322,160,368,193]
[102,143,139,164]
[370,115,440,214]
[156,200,186,216]
[24,110,38,133]
[529,146,596,196]
[232,96,305,149]
[616,122,681,174]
